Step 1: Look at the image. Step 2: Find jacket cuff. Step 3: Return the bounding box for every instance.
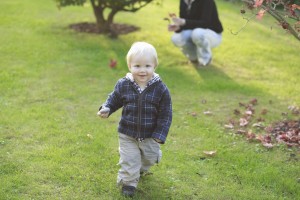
[152,133,166,144]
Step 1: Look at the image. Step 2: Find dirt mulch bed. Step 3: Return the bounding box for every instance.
[69,22,139,36]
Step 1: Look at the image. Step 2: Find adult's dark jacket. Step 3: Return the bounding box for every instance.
[178,0,223,33]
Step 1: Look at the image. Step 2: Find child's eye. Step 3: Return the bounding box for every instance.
[134,65,140,68]
[146,65,152,68]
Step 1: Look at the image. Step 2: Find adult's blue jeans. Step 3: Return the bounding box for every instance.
[171,28,222,65]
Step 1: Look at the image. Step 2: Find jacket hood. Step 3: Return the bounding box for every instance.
[125,72,161,86]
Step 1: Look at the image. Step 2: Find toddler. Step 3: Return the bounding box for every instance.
[97,41,172,197]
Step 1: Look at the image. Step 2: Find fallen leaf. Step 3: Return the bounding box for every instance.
[190,112,197,117]
[239,118,249,127]
[236,129,246,134]
[249,98,258,105]
[234,109,240,115]
[239,102,246,107]
[261,109,268,115]
[203,150,217,156]
[87,134,93,139]
[252,122,264,128]
[163,17,170,24]
[245,110,253,115]
[256,117,265,122]
[256,134,264,142]
[224,124,234,129]
[246,131,256,141]
[203,111,212,115]
[281,112,288,116]
[262,142,273,149]
[109,59,117,68]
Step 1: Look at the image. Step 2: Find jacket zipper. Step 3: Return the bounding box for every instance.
[136,82,160,141]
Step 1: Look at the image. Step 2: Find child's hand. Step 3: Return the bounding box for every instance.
[97,106,110,118]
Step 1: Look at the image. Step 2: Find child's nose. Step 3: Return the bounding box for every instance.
[140,66,146,71]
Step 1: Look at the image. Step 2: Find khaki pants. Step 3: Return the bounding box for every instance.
[117,133,162,188]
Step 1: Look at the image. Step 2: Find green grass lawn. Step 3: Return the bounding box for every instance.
[1,0,299,199]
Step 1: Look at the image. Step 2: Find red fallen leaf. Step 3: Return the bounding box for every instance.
[236,129,246,134]
[280,21,289,30]
[109,59,117,68]
[234,109,241,115]
[239,118,249,127]
[229,119,236,125]
[264,125,273,133]
[239,102,246,107]
[264,134,272,143]
[249,98,258,105]
[276,133,289,142]
[290,135,299,143]
[255,134,272,143]
[256,117,265,122]
[203,150,217,156]
[261,108,268,115]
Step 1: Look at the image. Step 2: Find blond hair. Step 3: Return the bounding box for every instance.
[126,42,158,67]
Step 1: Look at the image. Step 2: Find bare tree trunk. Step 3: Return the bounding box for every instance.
[90,0,111,33]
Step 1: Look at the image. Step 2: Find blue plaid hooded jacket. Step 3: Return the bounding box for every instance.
[100,73,172,144]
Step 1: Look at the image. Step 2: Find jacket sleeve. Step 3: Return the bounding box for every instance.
[152,87,172,144]
[99,80,123,116]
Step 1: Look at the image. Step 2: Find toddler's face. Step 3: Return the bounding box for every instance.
[129,55,156,87]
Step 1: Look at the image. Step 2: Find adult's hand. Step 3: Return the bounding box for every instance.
[168,24,180,32]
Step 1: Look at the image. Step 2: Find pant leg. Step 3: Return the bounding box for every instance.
[117,133,141,188]
[140,138,161,173]
[191,28,222,65]
[171,30,198,61]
